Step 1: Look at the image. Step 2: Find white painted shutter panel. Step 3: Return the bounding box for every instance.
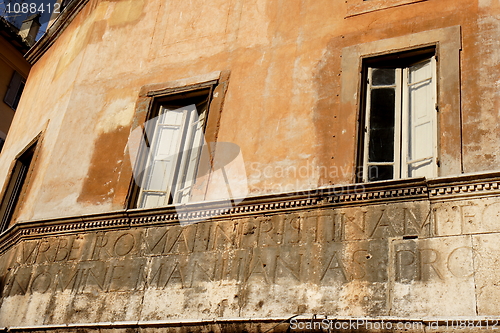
[174,107,207,204]
[139,108,187,208]
[4,72,23,109]
[405,57,437,178]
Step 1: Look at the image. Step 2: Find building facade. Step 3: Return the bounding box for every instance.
[0,0,499,331]
[0,16,31,152]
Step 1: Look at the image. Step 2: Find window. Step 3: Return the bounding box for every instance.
[3,71,25,110]
[342,27,460,182]
[360,49,437,182]
[0,131,6,153]
[130,88,212,208]
[0,141,37,232]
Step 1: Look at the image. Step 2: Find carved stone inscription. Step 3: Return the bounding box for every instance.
[0,201,481,299]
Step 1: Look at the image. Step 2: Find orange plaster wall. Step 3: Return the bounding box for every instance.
[0,0,498,222]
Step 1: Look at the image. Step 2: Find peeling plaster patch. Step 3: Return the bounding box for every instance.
[96,99,135,134]
[479,0,494,7]
[292,57,313,96]
[237,0,270,48]
[46,192,81,214]
[53,2,110,80]
[338,281,372,316]
[77,127,130,205]
[108,0,145,27]
[472,13,500,169]
[53,24,90,80]
[247,158,322,195]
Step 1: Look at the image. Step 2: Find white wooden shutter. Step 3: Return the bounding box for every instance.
[403,57,437,178]
[174,106,207,203]
[138,107,188,208]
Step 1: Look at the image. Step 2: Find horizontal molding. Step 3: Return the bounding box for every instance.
[1,172,500,254]
[428,172,500,200]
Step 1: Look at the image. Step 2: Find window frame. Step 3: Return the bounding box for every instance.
[340,26,462,183]
[132,87,214,208]
[126,72,230,210]
[359,48,438,182]
[0,136,40,232]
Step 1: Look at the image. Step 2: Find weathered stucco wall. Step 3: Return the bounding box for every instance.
[0,0,499,223]
[1,1,500,328]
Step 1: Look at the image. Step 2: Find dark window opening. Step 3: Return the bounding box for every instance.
[357,47,438,182]
[0,142,36,232]
[4,71,25,111]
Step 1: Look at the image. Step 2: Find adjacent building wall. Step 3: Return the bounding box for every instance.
[0,22,30,142]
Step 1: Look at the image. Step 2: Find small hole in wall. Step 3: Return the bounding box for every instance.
[403,235,418,239]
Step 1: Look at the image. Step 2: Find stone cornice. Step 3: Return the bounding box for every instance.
[427,172,500,200]
[1,172,500,254]
[25,0,89,64]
